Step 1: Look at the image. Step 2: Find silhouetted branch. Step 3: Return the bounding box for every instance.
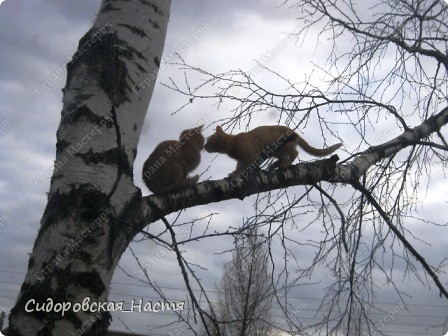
[351,180,448,299]
[142,105,448,224]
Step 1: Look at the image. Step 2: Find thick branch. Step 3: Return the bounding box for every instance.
[140,106,448,227]
[143,155,339,223]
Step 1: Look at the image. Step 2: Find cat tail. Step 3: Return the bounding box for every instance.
[294,133,342,157]
[150,175,199,194]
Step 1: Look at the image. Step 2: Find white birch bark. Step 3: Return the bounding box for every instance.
[8,1,171,335]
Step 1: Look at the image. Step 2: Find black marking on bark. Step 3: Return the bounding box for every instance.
[119,190,144,239]
[411,127,426,139]
[274,168,288,185]
[80,188,111,222]
[56,139,71,155]
[66,30,142,106]
[349,164,361,181]
[38,184,109,243]
[36,320,55,336]
[106,225,118,269]
[372,144,386,158]
[133,123,137,131]
[76,93,95,101]
[322,154,339,181]
[14,266,102,331]
[135,62,146,73]
[149,19,160,29]
[107,106,124,197]
[140,0,164,16]
[10,281,47,321]
[4,326,23,336]
[102,105,124,269]
[154,56,160,68]
[64,94,96,113]
[82,311,112,336]
[29,255,35,269]
[122,44,146,62]
[62,105,114,126]
[105,193,143,270]
[103,3,120,12]
[70,270,106,296]
[98,41,127,106]
[397,135,409,144]
[9,264,83,329]
[426,112,443,132]
[75,147,132,175]
[443,113,448,125]
[305,165,316,183]
[240,178,261,200]
[117,23,147,37]
[212,181,229,202]
[76,249,93,264]
[146,198,173,226]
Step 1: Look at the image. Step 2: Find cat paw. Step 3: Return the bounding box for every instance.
[189,175,200,184]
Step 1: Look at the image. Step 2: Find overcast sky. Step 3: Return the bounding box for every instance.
[0,0,448,335]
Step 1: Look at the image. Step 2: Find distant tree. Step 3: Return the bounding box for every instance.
[200,229,277,336]
[219,232,276,335]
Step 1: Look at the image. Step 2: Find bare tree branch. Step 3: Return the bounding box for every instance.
[142,105,448,224]
[351,179,448,299]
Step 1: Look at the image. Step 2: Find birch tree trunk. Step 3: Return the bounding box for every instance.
[8,1,171,335]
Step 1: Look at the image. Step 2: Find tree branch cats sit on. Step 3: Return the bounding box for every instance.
[205,125,342,177]
[142,126,205,194]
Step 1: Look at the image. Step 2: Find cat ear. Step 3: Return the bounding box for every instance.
[216,126,223,133]
[197,125,204,131]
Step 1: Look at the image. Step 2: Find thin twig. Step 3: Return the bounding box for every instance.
[352,180,448,300]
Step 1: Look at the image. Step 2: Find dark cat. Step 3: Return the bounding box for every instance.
[142,126,204,194]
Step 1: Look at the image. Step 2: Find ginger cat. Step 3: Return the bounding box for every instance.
[142,126,204,194]
[205,125,342,177]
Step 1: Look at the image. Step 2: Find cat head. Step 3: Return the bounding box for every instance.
[179,125,205,150]
[204,126,227,153]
